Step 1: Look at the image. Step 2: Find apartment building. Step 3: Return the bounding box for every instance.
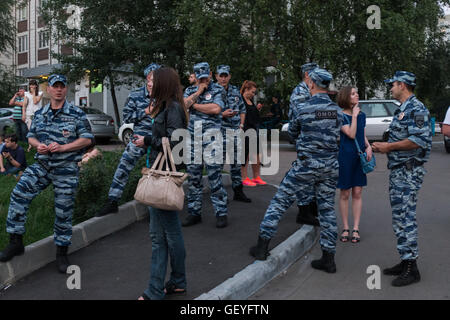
[1,0,137,126]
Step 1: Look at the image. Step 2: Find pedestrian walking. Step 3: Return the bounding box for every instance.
[133,67,188,300]
[97,63,161,217]
[372,71,432,287]
[289,63,320,226]
[8,87,28,143]
[182,62,229,228]
[240,80,267,187]
[0,74,94,273]
[215,64,251,203]
[250,68,343,274]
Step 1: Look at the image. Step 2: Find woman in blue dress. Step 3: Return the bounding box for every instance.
[337,86,373,243]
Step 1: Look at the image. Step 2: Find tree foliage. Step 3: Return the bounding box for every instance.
[42,0,450,116]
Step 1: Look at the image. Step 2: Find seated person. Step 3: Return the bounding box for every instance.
[0,135,5,153]
[0,133,27,176]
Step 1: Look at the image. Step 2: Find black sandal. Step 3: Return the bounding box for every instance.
[351,230,360,243]
[340,229,350,242]
[164,282,186,295]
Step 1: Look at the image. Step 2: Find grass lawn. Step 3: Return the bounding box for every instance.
[0,144,144,248]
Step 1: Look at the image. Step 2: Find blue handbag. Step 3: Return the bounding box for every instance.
[354,138,376,174]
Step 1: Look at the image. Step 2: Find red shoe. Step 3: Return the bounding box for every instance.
[242,177,257,187]
[252,176,267,185]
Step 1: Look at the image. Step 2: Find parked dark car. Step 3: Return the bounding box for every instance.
[80,107,116,142]
[0,108,15,135]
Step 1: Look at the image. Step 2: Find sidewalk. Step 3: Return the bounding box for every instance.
[0,184,317,300]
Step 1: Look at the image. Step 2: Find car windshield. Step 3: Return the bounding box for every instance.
[385,102,400,115]
[82,107,104,115]
[360,103,389,117]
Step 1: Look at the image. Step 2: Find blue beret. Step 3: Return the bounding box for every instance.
[384,71,416,87]
[309,68,333,88]
[301,62,318,74]
[216,65,230,75]
[144,63,161,77]
[194,62,210,80]
[48,74,67,87]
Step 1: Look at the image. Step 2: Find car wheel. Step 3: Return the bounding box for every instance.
[445,143,450,154]
[122,129,133,145]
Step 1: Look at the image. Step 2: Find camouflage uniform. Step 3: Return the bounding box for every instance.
[217,65,246,189]
[384,72,431,260]
[184,62,228,218]
[288,63,318,208]
[7,99,94,246]
[107,63,160,201]
[260,84,343,254]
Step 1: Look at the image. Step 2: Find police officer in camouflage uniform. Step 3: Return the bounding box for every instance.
[0,74,94,273]
[182,62,229,228]
[97,63,161,216]
[250,69,343,273]
[289,62,320,226]
[215,64,251,203]
[372,71,431,287]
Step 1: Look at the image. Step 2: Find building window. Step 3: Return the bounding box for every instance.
[18,5,27,21]
[18,35,28,53]
[39,31,49,49]
[38,0,48,14]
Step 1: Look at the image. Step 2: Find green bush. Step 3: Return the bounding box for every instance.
[0,147,145,248]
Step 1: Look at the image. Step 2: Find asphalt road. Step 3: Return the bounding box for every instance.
[251,138,450,300]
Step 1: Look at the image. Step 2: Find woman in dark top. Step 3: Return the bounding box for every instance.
[336,86,372,244]
[133,67,188,300]
[241,80,267,187]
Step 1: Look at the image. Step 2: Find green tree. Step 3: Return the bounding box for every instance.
[41,0,185,125]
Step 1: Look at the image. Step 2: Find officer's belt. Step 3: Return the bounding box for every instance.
[391,159,424,170]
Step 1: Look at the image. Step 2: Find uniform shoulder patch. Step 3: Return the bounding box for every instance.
[315,110,337,120]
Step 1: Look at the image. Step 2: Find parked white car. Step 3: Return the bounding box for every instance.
[281,99,401,143]
[118,123,134,145]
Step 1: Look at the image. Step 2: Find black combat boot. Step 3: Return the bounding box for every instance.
[216,215,228,228]
[311,250,337,273]
[249,236,271,260]
[391,260,421,287]
[96,199,118,217]
[56,245,70,274]
[233,184,252,203]
[383,260,406,276]
[296,202,320,226]
[182,215,202,227]
[0,233,25,262]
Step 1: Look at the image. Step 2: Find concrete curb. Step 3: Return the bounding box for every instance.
[195,225,319,300]
[0,174,232,289]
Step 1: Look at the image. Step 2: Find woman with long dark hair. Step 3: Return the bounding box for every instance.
[133,67,188,300]
[240,80,267,187]
[336,86,372,244]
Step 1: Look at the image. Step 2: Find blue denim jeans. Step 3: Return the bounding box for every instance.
[0,166,21,175]
[145,207,186,300]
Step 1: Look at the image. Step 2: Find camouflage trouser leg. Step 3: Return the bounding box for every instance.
[108,141,146,201]
[7,163,51,236]
[187,164,228,217]
[222,129,242,189]
[259,159,338,253]
[51,164,79,246]
[389,166,426,261]
[7,162,79,246]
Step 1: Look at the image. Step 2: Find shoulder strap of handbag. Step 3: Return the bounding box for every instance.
[162,137,178,173]
[146,118,155,168]
[344,114,363,155]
